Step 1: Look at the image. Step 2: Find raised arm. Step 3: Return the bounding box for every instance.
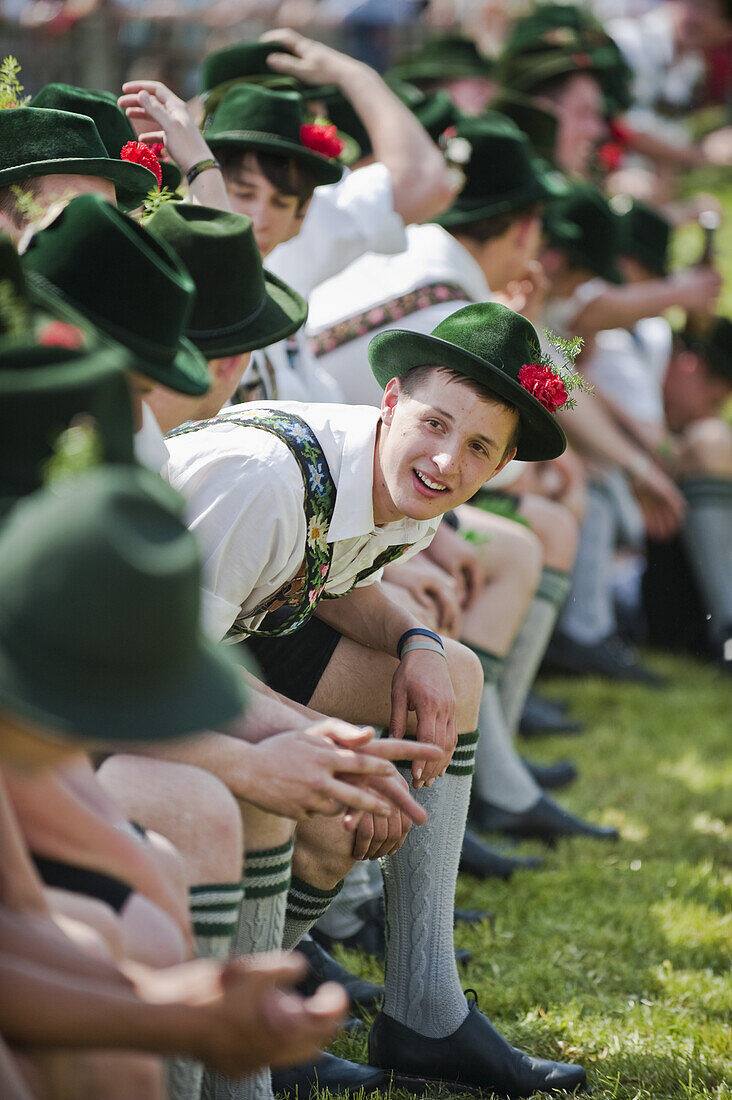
[573,266,721,341]
[262,28,455,224]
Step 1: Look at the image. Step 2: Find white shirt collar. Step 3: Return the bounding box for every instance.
[327,406,379,542]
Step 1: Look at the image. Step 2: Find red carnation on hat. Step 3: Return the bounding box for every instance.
[300,122,344,160]
[518,363,568,413]
[597,141,624,172]
[120,141,162,189]
[38,321,84,350]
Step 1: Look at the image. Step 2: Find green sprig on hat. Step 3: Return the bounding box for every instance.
[0,55,30,110]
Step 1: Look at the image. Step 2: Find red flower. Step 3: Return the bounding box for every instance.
[518,364,568,413]
[609,118,634,146]
[300,123,344,160]
[149,142,165,159]
[120,141,162,188]
[38,321,84,350]
[597,141,624,172]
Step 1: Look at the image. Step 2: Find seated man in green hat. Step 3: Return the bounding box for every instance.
[307,114,607,849]
[537,184,722,681]
[0,465,350,1098]
[162,301,589,1098]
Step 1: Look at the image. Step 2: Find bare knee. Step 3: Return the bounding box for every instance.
[678,418,732,477]
[489,521,543,595]
[74,1052,165,1100]
[47,890,125,962]
[98,756,244,885]
[293,817,355,890]
[120,893,187,968]
[445,640,484,733]
[518,495,579,572]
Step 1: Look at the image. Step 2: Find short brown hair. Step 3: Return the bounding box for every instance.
[451,202,542,246]
[217,148,318,212]
[400,363,521,458]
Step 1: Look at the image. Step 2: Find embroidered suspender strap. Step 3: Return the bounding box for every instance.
[321,542,413,600]
[308,282,472,359]
[168,409,336,637]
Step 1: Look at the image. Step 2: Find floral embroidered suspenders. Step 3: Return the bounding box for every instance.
[168,408,409,638]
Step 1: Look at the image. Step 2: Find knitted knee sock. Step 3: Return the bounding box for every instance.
[168,883,244,1100]
[202,840,293,1100]
[499,568,572,738]
[281,877,343,951]
[680,477,732,653]
[559,481,618,644]
[315,859,381,940]
[469,648,539,813]
[381,731,478,1038]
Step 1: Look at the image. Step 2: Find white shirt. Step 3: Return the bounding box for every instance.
[243,329,345,404]
[307,223,491,407]
[587,316,671,425]
[164,400,440,641]
[266,162,407,300]
[134,403,169,476]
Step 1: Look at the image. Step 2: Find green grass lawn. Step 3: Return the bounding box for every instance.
[323,656,731,1100]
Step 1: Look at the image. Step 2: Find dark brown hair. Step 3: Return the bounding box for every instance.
[452,202,542,245]
[217,148,318,212]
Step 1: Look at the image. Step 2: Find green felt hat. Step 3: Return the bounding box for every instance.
[0,106,154,208]
[23,193,211,396]
[0,466,249,742]
[29,83,163,211]
[611,196,671,277]
[303,76,424,163]
[489,89,559,162]
[497,3,620,93]
[146,202,307,356]
[434,114,567,229]
[682,316,732,383]
[205,84,347,186]
[412,89,464,143]
[387,33,496,86]
[544,183,624,284]
[369,301,567,462]
[200,41,301,106]
[0,233,134,510]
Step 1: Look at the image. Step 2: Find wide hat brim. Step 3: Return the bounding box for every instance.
[435,163,567,228]
[0,627,250,744]
[387,59,495,83]
[24,269,211,397]
[368,328,567,462]
[0,156,156,210]
[206,129,343,186]
[187,268,307,357]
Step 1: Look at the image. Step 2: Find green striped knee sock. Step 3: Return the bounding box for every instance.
[499,567,572,738]
[168,882,244,1100]
[381,731,478,1038]
[282,877,343,951]
[469,647,540,812]
[202,840,293,1100]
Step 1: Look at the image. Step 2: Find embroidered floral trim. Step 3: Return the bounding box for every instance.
[309,282,470,358]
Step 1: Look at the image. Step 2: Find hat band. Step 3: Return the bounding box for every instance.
[26,271,183,365]
[186,292,267,340]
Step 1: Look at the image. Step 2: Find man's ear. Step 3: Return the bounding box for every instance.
[381,377,401,426]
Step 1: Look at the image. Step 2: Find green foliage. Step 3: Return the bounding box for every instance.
[42,417,103,486]
[0,55,30,109]
[138,185,178,223]
[0,277,31,338]
[322,654,731,1100]
[9,183,46,225]
[539,329,594,410]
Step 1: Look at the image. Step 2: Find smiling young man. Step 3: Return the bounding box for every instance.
[164,301,588,1097]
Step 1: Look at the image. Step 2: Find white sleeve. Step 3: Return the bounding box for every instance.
[266,163,406,298]
[174,451,306,642]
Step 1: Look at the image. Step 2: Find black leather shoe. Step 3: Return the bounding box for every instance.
[272,1052,386,1097]
[460,827,543,878]
[471,793,619,845]
[522,757,578,790]
[369,999,586,1097]
[296,935,383,1013]
[544,631,666,686]
[520,691,585,737]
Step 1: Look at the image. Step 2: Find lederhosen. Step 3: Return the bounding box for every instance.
[169,408,410,702]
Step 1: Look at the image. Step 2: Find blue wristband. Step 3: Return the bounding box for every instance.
[397,627,445,659]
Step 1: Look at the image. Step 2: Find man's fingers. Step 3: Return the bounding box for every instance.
[351,815,374,860]
[360,739,442,763]
[368,775,427,825]
[122,79,167,94]
[389,687,408,740]
[330,747,395,776]
[326,778,392,816]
